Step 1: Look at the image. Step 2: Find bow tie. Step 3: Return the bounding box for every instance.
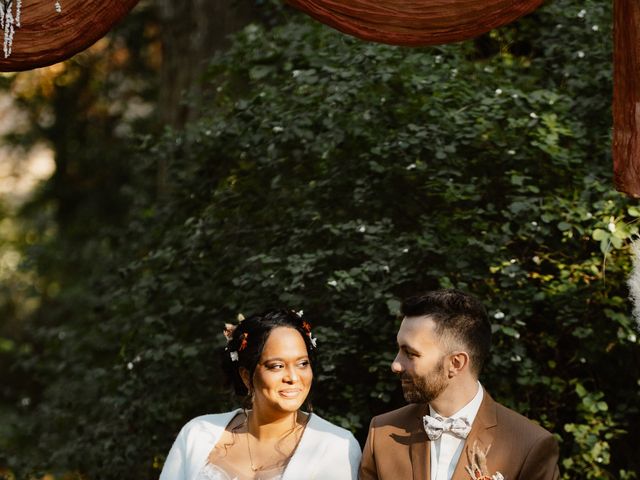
[423,414,471,441]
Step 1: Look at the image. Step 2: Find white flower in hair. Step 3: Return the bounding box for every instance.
[223,323,236,342]
[296,310,304,317]
[310,336,317,348]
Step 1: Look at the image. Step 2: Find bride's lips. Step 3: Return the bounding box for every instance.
[279,389,302,398]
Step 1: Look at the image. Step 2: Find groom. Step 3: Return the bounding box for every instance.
[360,289,560,480]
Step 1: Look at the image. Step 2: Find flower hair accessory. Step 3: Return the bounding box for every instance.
[223,322,242,362]
[300,318,318,349]
[238,332,249,352]
[465,441,503,480]
[225,332,248,362]
[223,323,236,342]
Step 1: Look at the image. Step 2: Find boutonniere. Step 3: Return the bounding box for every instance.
[465,441,504,480]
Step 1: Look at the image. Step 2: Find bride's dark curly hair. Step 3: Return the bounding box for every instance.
[221,309,317,398]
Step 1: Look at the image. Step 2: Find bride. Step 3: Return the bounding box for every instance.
[160,309,361,479]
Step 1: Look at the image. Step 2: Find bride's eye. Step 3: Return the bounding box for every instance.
[266,363,284,370]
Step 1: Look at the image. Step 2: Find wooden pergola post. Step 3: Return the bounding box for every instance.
[613,0,640,197]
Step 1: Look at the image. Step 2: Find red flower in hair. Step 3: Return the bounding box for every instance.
[301,320,318,348]
[238,332,249,352]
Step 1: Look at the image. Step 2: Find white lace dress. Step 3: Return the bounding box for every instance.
[195,455,285,480]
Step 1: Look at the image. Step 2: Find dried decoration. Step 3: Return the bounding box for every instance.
[2,0,62,58]
[0,0,139,71]
[628,240,640,330]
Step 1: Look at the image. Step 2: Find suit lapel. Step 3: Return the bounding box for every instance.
[410,404,430,480]
[451,393,498,480]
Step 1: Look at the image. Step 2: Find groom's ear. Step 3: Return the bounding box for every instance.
[447,351,470,377]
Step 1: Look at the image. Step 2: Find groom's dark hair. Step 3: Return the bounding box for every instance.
[401,289,492,376]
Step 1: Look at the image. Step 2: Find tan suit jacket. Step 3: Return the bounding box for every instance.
[360,393,560,480]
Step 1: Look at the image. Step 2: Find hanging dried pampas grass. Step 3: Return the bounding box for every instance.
[627,239,640,330]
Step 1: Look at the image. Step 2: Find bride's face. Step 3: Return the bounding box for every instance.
[250,327,313,417]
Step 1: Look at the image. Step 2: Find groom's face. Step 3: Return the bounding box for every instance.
[391,316,450,404]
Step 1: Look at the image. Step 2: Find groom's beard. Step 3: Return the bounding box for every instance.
[400,360,448,404]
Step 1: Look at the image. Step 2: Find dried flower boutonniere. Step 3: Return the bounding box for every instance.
[465,441,504,480]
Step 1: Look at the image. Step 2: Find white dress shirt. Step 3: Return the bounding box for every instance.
[429,382,484,480]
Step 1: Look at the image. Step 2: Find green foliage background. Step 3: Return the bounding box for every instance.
[1,0,640,478]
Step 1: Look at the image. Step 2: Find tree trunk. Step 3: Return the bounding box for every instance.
[156,0,257,194]
[157,0,256,127]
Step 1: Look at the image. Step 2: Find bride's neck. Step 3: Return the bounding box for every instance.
[246,409,298,441]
